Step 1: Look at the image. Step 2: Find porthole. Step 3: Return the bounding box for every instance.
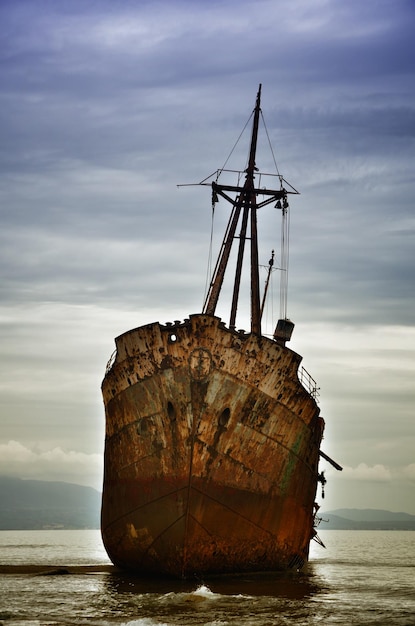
[167,401,176,422]
[169,333,177,343]
[219,407,230,427]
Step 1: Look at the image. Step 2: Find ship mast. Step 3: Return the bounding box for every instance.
[202,84,289,336]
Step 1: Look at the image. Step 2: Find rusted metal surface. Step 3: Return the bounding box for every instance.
[101,88,328,577]
[101,314,324,578]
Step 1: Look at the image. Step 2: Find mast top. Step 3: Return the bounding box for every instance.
[187,86,299,336]
[256,83,262,105]
[245,84,262,183]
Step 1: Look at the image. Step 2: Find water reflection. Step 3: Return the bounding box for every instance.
[104,564,328,599]
[1,530,413,625]
[98,566,330,625]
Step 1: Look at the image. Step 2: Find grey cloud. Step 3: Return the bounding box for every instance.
[0,0,414,512]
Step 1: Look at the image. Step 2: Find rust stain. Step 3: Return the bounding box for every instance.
[101,315,324,577]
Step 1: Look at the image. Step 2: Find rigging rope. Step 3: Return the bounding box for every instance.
[204,202,216,306]
[260,262,276,335]
[217,112,253,179]
[260,110,290,319]
[260,111,281,178]
[280,204,290,320]
[205,111,253,304]
[203,106,291,322]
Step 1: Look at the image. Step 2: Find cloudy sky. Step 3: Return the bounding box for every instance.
[1,0,414,515]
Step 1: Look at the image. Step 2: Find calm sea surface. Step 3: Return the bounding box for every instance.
[0,529,414,625]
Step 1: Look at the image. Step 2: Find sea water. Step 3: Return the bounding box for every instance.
[0,529,414,625]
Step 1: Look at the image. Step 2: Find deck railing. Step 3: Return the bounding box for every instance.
[299,366,320,400]
[105,350,116,374]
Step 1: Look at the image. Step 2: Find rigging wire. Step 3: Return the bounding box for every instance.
[203,106,292,323]
[205,111,254,304]
[204,199,216,306]
[217,112,253,180]
[261,111,291,319]
[280,203,290,320]
[260,111,281,178]
[260,262,276,336]
[260,110,291,320]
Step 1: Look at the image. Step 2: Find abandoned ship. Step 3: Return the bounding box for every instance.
[101,85,341,578]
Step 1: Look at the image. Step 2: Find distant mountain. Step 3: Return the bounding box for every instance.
[2,477,414,532]
[0,476,101,530]
[320,508,415,530]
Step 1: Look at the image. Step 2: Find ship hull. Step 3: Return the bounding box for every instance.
[101,314,324,578]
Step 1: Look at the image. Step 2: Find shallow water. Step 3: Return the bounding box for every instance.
[0,529,414,625]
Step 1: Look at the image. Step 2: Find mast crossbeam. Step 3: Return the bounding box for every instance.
[197,84,297,337]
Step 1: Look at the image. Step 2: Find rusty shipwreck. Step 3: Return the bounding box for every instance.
[101,85,341,578]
